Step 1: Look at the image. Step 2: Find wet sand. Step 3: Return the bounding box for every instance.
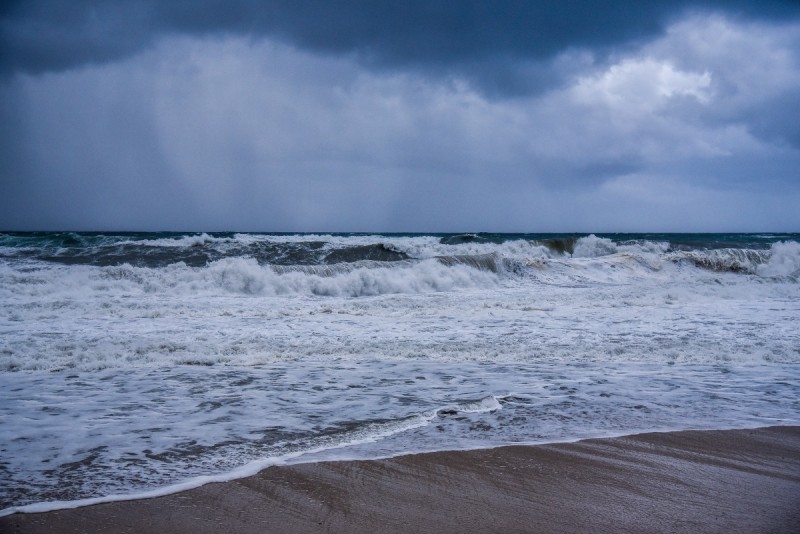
[2,426,799,533]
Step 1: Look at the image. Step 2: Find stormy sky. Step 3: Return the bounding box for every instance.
[2,1,799,232]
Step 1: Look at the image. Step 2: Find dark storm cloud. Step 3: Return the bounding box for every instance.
[3,0,800,94]
[1,3,799,232]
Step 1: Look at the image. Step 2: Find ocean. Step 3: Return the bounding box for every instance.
[1,232,799,514]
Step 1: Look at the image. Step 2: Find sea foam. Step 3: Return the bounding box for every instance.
[757,241,800,278]
[1,232,798,512]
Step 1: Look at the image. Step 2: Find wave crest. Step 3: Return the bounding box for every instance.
[572,235,618,258]
[757,241,800,278]
[435,253,503,273]
[665,242,799,278]
[212,258,499,297]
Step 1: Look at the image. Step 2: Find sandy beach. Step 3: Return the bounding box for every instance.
[2,426,799,533]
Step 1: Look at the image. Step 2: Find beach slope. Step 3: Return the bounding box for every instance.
[3,426,799,533]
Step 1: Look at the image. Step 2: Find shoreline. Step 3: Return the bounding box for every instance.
[0,422,784,517]
[2,426,799,533]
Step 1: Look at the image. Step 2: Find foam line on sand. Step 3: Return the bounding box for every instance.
[2,426,799,533]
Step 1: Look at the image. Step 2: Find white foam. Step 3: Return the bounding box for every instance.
[757,241,800,278]
[449,395,503,413]
[118,232,220,247]
[0,256,501,300]
[2,242,799,373]
[208,257,500,297]
[572,234,618,257]
[0,401,439,517]
[2,361,798,513]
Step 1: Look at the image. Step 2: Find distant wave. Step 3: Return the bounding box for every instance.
[2,239,797,304]
[3,232,549,267]
[439,233,487,245]
[1,233,798,284]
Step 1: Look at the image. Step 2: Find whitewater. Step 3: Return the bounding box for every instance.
[1,232,799,513]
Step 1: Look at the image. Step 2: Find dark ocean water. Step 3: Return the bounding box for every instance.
[1,231,797,268]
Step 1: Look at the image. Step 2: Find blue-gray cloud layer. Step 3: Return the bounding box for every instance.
[1,1,799,231]
[4,0,799,92]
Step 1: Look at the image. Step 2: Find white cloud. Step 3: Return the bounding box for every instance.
[572,58,711,112]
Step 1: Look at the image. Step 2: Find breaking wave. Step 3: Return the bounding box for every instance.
[666,242,799,277]
[756,240,800,278]
[435,253,505,273]
[670,248,770,273]
[207,258,500,297]
[534,237,578,255]
[0,257,501,300]
[2,238,798,305]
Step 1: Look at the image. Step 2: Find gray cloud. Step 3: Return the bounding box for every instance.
[1,5,799,231]
[3,0,800,96]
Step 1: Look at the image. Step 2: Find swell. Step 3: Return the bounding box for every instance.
[2,232,798,267]
[435,253,503,273]
[0,241,410,268]
[322,244,409,263]
[532,237,578,255]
